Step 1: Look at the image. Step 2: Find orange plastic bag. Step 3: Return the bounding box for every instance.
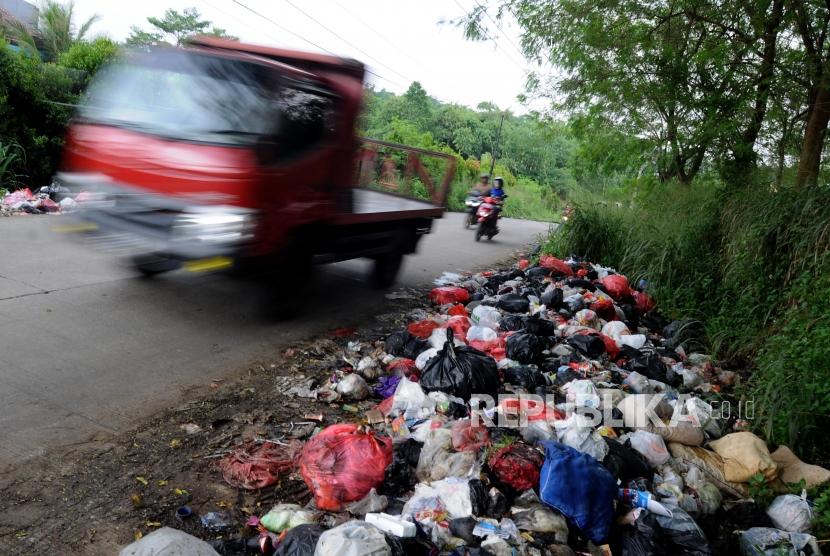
[300,424,392,511]
[429,286,470,305]
[448,304,468,317]
[599,274,631,300]
[408,320,440,338]
[539,255,574,276]
[219,440,303,490]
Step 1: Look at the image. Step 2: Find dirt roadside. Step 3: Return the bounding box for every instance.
[0,250,531,556]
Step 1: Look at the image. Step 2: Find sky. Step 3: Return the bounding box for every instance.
[70,0,542,113]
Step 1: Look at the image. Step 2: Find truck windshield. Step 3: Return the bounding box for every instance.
[79,50,278,145]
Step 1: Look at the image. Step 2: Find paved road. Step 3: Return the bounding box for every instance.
[0,213,550,468]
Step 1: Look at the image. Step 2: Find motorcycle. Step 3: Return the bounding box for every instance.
[475,196,504,241]
[464,191,484,228]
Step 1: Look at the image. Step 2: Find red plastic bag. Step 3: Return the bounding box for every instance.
[591,296,616,321]
[450,419,491,452]
[387,358,417,377]
[632,290,656,313]
[599,334,620,360]
[599,274,631,300]
[446,316,471,340]
[448,304,468,317]
[429,286,470,305]
[488,443,545,491]
[408,320,440,338]
[499,398,564,422]
[539,255,574,276]
[518,259,530,270]
[300,424,392,511]
[218,440,303,489]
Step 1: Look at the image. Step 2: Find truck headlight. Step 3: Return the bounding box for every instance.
[172,211,255,244]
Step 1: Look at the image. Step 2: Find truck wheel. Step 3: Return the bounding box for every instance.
[132,254,180,277]
[371,251,403,289]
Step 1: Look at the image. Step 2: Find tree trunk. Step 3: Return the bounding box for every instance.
[795,81,830,188]
[775,119,789,188]
[731,0,784,184]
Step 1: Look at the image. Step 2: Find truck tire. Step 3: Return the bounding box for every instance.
[371,251,403,289]
[132,254,180,277]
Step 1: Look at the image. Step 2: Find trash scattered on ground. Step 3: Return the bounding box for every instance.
[1,181,85,216]
[103,255,830,555]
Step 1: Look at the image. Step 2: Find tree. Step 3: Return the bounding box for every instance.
[59,36,118,77]
[459,1,799,187]
[126,7,237,47]
[3,0,99,62]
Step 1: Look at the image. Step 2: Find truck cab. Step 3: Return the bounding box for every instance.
[60,38,450,290]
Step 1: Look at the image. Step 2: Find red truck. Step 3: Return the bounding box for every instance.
[59,37,454,296]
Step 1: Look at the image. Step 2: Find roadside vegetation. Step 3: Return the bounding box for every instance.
[455,0,830,464]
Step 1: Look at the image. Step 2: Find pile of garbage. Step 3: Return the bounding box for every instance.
[1,183,84,215]
[121,256,830,556]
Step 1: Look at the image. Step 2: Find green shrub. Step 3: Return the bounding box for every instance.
[0,43,78,188]
[544,181,830,462]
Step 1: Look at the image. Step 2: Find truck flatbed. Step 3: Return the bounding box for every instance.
[333,188,445,225]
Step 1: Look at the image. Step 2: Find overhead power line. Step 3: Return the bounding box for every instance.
[453,0,527,73]
[279,0,415,85]
[471,0,525,60]
[227,0,406,89]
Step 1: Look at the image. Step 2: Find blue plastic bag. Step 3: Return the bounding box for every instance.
[539,441,617,544]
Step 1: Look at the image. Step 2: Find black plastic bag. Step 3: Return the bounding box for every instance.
[601,438,653,483]
[274,524,326,556]
[499,314,526,331]
[525,266,551,279]
[385,331,430,360]
[540,287,564,309]
[566,278,596,291]
[506,333,545,364]
[523,315,558,336]
[496,293,530,313]
[503,365,548,392]
[421,329,500,401]
[625,351,674,385]
[395,439,423,467]
[566,334,606,358]
[613,511,664,556]
[450,517,480,545]
[468,479,489,516]
[487,486,508,519]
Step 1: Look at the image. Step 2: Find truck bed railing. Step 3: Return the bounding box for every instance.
[356,138,457,208]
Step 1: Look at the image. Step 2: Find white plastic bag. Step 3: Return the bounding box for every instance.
[336,374,370,400]
[562,379,601,409]
[471,305,501,329]
[466,325,498,343]
[415,347,439,370]
[119,528,220,556]
[767,494,814,533]
[601,321,631,342]
[314,520,391,556]
[391,378,435,419]
[428,327,465,350]
[554,413,609,461]
[621,429,670,467]
[618,334,647,350]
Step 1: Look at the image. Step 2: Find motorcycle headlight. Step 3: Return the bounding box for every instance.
[172,211,256,244]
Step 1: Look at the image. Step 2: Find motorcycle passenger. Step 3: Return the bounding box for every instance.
[473,173,491,195]
[490,176,506,200]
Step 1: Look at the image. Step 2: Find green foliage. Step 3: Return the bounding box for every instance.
[3,0,99,62]
[545,182,830,460]
[127,7,238,47]
[0,139,24,189]
[0,43,76,187]
[59,37,118,78]
[811,483,830,539]
[747,473,775,507]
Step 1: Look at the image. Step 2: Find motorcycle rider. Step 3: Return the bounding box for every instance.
[473,173,491,195]
[490,176,506,199]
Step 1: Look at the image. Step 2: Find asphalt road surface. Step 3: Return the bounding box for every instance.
[0,213,550,468]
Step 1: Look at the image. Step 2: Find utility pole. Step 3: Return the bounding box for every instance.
[488,111,506,177]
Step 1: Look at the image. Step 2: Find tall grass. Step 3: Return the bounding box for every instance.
[545,183,830,462]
